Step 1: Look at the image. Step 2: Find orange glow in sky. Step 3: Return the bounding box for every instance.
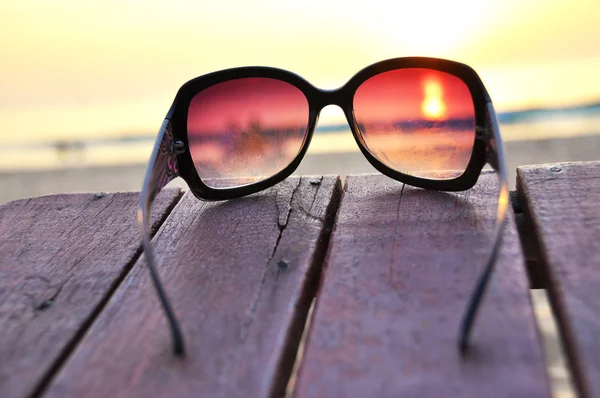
[1,0,599,143]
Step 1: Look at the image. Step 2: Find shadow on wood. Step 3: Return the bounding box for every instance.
[44,176,341,398]
[294,172,550,397]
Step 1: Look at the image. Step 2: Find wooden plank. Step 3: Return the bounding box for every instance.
[294,172,550,397]
[0,189,181,398]
[44,176,341,398]
[517,161,600,398]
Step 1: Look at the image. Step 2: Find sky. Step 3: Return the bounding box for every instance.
[1,0,600,144]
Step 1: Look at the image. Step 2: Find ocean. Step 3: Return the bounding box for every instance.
[1,103,600,172]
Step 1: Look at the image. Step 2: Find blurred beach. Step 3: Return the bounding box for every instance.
[1,104,599,205]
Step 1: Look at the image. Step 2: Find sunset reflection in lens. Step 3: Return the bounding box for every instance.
[353,68,476,179]
[187,78,309,188]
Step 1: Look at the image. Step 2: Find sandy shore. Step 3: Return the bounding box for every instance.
[2,134,598,205]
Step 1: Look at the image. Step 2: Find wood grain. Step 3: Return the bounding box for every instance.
[294,172,550,398]
[0,189,181,398]
[44,176,341,398]
[517,161,600,398]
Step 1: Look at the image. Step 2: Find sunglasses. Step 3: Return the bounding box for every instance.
[139,57,509,356]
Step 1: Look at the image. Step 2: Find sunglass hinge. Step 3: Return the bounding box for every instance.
[475,126,488,140]
[174,140,186,155]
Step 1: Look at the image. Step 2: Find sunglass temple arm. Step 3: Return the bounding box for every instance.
[458,101,510,354]
[139,118,185,356]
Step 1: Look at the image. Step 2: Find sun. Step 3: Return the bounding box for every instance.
[422,98,445,119]
[421,79,447,120]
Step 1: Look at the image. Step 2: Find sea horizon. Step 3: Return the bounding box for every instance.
[2,100,600,172]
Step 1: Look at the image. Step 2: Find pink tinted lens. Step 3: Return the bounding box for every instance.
[187,78,309,189]
[353,68,476,179]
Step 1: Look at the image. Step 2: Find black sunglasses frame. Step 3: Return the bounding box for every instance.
[169,57,490,201]
[140,56,508,357]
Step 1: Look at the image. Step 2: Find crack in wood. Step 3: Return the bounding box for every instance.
[240,179,303,340]
[269,177,342,398]
[297,176,325,225]
[307,177,324,212]
[224,178,308,388]
[271,178,302,261]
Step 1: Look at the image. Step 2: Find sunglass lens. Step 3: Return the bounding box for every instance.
[353,68,476,180]
[187,78,309,188]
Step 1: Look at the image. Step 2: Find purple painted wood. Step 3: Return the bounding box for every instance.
[518,161,600,398]
[44,176,341,398]
[0,189,181,398]
[294,172,550,397]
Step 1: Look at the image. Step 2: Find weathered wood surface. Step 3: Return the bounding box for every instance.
[517,161,600,398]
[0,189,181,398]
[44,176,341,398]
[294,172,550,398]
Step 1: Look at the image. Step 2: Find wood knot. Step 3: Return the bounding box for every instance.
[277,260,289,271]
[550,166,563,173]
[36,299,54,311]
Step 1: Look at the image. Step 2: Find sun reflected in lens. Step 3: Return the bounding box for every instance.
[421,79,447,120]
[353,68,476,180]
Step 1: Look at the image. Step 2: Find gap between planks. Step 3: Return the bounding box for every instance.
[39,176,342,398]
[28,189,183,398]
[498,190,576,398]
[517,161,600,398]
[292,172,551,397]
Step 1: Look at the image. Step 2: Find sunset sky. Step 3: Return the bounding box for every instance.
[1,0,599,144]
